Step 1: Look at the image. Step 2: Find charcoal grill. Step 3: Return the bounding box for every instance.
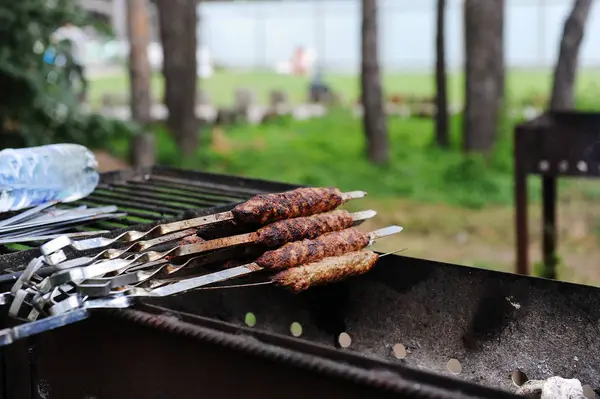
[0,167,598,399]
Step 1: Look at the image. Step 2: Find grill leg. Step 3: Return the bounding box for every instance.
[515,173,528,275]
[542,176,557,279]
[515,129,528,275]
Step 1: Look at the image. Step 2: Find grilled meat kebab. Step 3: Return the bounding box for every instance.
[232,187,347,224]
[273,250,379,292]
[256,227,370,270]
[174,210,374,257]
[147,226,401,297]
[40,186,367,260]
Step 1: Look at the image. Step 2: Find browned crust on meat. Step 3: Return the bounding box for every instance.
[231,187,344,225]
[273,250,379,292]
[255,210,353,248]
[255,227,370,270]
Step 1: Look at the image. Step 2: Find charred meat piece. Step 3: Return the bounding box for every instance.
[273,250,379,292]
[255,210,354,248]
[256,228,370,270]
[231,187,344,225]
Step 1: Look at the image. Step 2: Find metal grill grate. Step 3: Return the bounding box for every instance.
[0,166,299,256]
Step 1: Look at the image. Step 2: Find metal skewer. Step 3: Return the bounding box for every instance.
[188,248,409,292]
[43,210,377,289]
[0,202,59,228]
[0,230,109,245]
[75,251,238,297]
[39,190,367,256]
[0,204,124,248]
[0,226,404,343]
[47,208,375,271]
[149,225,403,297]
[0,206,120,235]
[48,228,199,269]
[43,225,403,317]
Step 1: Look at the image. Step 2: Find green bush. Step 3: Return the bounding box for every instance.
[0,0,137,149]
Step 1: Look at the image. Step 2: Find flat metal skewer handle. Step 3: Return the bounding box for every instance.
[40,212,230,256]
[47,228,198,268]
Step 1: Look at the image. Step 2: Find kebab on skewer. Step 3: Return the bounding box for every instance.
[146,226,401,296]
[173,209,376,257]
[172,249,404,294]
[43,235,403,318]
[45,210,378,289]
[70,226,398,294]
[139,251,383,294]
[45,250,389,319]
[40,187,367,259]
[273,250,380,292]
[55,209,374,272]
[155,248,403,295]
[13,188,370,315]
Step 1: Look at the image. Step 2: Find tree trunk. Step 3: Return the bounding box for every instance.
[463,0,505,154]
[129,133,156,168]
[126,0,152,124]
[156,0,198,155]
[435,0,449,148]
[361,0,389,164]
[549,0,592,111]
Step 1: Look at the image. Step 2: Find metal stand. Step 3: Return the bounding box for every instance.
[514,111,600,277]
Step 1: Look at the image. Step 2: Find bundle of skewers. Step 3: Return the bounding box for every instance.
[0,203,126,246]
[1,187,403,324]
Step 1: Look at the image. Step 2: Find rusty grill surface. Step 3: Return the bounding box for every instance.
[0,166,599,399]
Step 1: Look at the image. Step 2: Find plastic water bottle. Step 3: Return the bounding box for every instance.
[0,144,99,212]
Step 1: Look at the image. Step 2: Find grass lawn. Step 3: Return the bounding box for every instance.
[89,68,600,108]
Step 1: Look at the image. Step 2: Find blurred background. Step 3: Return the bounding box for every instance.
[1,0,599,284]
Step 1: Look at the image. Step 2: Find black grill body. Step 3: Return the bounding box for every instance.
[0,167,598,399]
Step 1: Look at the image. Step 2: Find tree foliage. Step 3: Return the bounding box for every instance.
[0,0,136,149]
